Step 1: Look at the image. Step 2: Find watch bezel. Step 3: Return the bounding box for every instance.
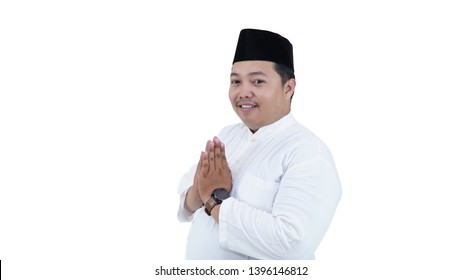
[213,188,230,203]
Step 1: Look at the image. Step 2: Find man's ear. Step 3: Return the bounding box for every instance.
[284,78,296,100]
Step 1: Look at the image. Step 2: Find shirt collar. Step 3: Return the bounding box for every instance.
[244,113,296,141]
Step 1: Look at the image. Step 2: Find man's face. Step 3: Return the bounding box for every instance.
[229,60,294,132]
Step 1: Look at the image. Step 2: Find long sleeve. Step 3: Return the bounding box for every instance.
[218,155,341,260]
[177,163,198,222]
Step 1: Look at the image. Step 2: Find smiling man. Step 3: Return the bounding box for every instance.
[177,29,342,260]
[229,60,294,132]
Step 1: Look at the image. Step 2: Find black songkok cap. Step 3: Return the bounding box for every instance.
[232,28,294,72]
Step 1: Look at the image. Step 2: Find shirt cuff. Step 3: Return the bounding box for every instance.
[218,197,235,249]
[177,189,195,222]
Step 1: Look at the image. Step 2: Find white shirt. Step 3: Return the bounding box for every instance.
[177,113,341,259]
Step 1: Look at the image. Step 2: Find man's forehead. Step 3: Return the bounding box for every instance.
[231,61,274,76]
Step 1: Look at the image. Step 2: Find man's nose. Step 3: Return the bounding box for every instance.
[238,83,253,99]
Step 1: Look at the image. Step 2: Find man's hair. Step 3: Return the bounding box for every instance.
[274,63,296,101]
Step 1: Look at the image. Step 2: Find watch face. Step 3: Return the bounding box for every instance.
[214,188,230,201]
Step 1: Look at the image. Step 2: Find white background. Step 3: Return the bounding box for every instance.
[1,0,461,279]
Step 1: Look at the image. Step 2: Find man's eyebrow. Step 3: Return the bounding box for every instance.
[230,71,268,77]
[248,71,268,77]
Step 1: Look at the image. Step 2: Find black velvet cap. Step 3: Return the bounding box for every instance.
[232,28,294,72]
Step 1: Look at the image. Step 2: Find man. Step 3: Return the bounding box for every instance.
[177,28,341,260]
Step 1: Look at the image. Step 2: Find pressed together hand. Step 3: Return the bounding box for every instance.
[198,137,232,204]
[185,137,232,212]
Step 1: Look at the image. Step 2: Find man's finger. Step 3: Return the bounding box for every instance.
[207,140,216,171]
[220,140,229,170]
[195,152,202,175]
[213,137,222,169]
[200,151,209,176]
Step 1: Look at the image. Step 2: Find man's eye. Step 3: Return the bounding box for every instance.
[253,79,264,84]
[231,80,240,85]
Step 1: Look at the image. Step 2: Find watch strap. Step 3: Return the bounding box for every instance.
[204,196,218,216]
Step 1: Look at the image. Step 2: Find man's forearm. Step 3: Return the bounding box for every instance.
[184,186,203,213]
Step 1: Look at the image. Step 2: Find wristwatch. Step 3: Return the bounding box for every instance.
[204,188,230,216]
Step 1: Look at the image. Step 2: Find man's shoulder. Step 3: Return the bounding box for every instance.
[284,119,320,142]
[282,120,333,156]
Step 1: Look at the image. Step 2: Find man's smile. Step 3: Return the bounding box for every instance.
[237,101,258,111]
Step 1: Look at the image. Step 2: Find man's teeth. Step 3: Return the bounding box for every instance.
[240,105,256,108]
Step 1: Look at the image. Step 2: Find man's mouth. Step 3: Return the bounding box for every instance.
[239,104,257,109]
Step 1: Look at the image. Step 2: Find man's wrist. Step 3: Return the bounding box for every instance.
[204,195,218,216]
[204,188,229,216]
[211,204,221,222]
[185,186,203,212]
